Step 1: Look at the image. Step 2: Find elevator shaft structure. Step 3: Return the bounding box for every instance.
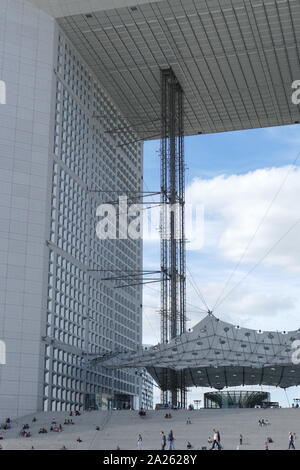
[160,69,186,407]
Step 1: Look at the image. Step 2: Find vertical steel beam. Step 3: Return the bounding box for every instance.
[160,68,186,408]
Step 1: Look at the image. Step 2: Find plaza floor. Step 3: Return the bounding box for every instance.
[0,408,299,450]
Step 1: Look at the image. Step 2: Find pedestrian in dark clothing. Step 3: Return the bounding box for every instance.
[168,430,175,450]
[161,431,167,450]
[289,432,295,450]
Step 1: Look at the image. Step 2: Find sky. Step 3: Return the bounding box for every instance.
[142,123,300,408]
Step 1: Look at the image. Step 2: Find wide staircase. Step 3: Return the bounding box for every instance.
[1,408,300,450]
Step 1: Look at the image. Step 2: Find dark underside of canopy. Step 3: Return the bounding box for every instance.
[147,364,300,390]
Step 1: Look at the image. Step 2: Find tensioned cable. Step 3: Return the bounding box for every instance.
[214,215,300,311]
[187,275,209,312]
[213,151,300,312]
[144,283,208,316]
[143,283,160,293]
[141,182,211,315]
[143,307,160,344]
[187,266,210,312]
[186,303,209,314]
[144,177,210,319]
[109,203,162,219]
[146,302,206,316]
[187,269,207,306]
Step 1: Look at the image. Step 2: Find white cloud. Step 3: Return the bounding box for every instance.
[142,166,300,336]
[143,163,300,406]
[186,166,300,270]
[183,164,300,332]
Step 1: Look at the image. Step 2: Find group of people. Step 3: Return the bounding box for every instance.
[258,418,270,426]
[20,424,31,437]
[1,419,11,431]
[1,409,298,450]
[263,432,296,450]
[0,419,11,442]
[50,424,63,432]
[135,427,218,451]
[38,428,48,434]
[64,419,75,425]
[17,415,75,440]
[69,411,81,417]
[160,430,175,450]
[0,412,92,450]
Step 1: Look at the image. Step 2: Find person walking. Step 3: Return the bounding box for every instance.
[168,430,175,450]
[211,428,221,450]
[217,429,222,449]
[288,432,296,450]
[137,434,143,450]
[161,431,167,450]
[239,434,243,446]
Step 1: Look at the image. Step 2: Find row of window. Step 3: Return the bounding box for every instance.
[43,31,143,411]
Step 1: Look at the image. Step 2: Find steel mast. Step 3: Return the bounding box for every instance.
[160,68,186,408]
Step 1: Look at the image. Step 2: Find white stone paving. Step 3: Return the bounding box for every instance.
[1,408,300,450]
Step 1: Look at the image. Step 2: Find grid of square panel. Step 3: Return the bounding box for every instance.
[44,27,143,411]
[57,0,300,138]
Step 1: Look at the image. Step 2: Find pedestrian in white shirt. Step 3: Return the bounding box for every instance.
[137,434,143,450]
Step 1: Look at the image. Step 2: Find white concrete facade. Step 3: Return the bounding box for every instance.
[44,24,143,414]
[0,0,143,421]
[0,0,56,420]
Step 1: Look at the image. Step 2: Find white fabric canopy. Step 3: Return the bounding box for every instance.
[97,313,300,389]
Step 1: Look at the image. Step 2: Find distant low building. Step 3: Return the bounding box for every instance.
[204,390,271,409]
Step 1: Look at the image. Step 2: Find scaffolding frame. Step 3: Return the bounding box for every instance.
[160,68,186,407]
